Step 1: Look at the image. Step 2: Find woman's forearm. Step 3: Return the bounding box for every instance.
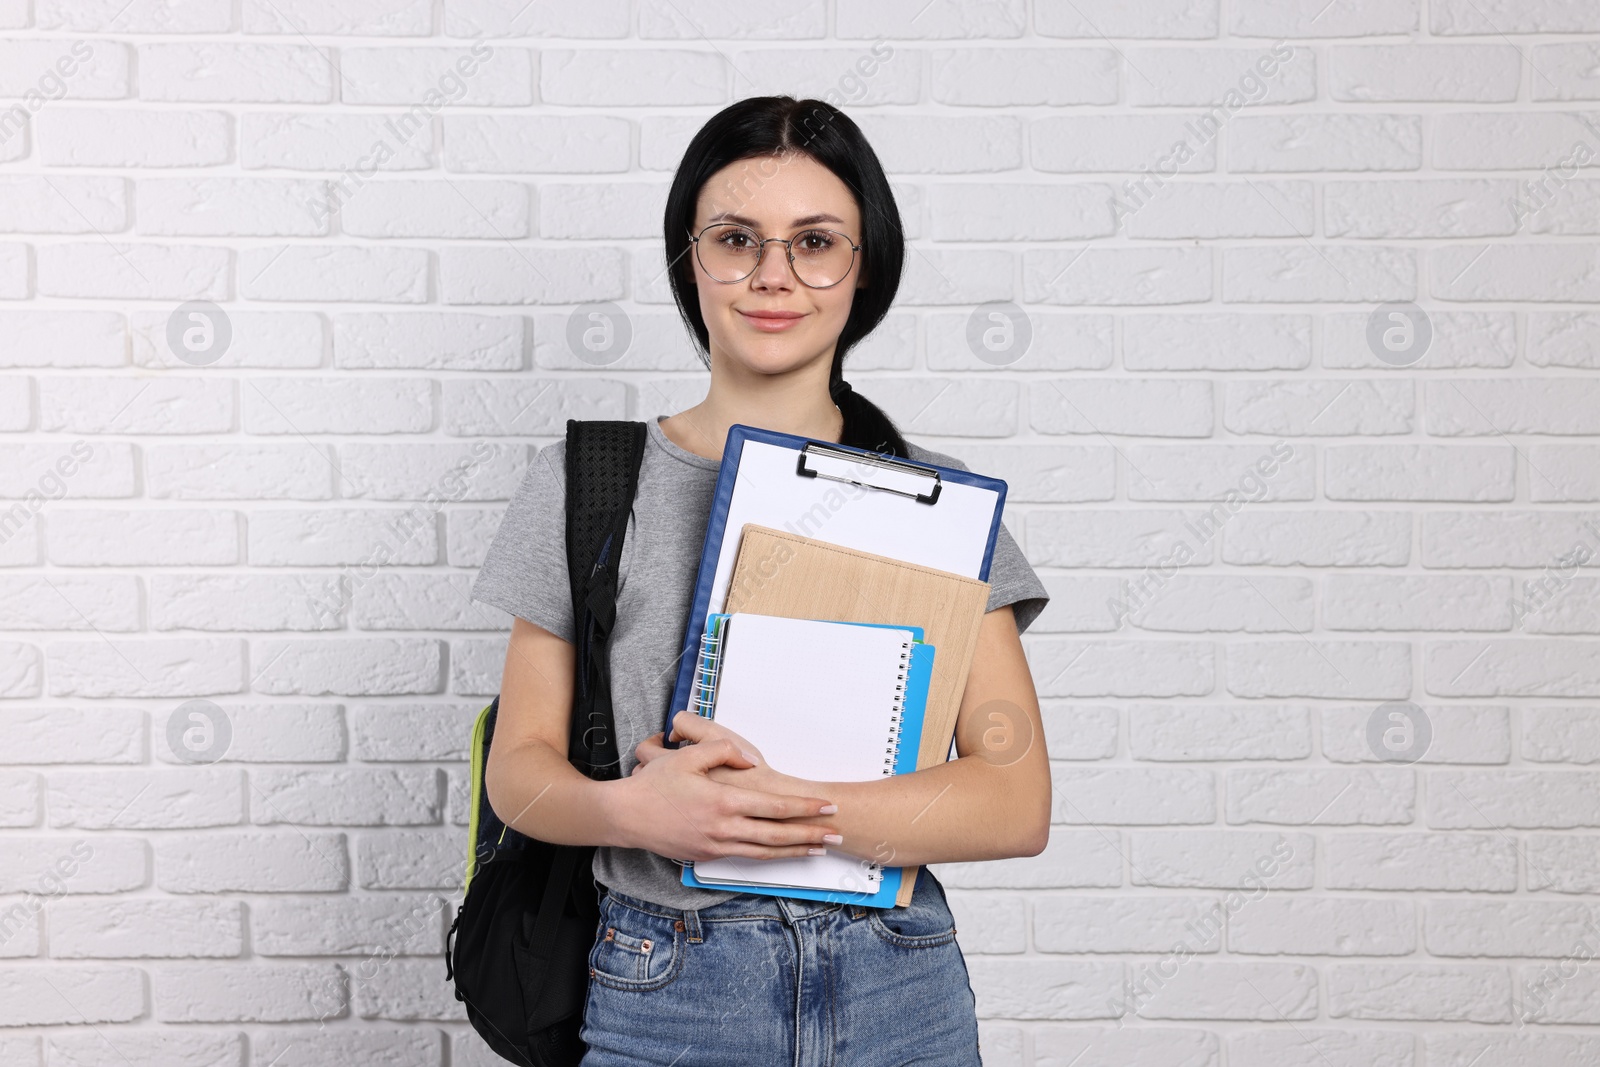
[784,753,1051,869]
[485,735,634,849]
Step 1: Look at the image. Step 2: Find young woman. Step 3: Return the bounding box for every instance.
[472,96,1052,1066]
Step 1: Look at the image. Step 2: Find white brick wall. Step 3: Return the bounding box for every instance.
[0,3,1598,1064]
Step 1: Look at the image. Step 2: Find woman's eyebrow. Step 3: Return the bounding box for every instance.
[706,211,847,228]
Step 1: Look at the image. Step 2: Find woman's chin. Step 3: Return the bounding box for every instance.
[716,336,819,374]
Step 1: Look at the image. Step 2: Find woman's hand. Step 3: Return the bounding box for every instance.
[652,710,806,801]
[611,710,841,862]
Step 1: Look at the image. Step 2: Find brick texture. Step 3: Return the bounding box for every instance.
[0,5,1594,1062]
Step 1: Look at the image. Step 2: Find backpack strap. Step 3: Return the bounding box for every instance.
[515,419,644,1004]
[461,420,645,872]
[563,419,646,782]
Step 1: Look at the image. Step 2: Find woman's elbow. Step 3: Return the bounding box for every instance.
[1017,806,1051,858]
[482,748,513,827]
[1005,769,1052,858]
[483,735,544,828]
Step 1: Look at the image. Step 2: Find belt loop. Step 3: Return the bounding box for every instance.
[681,905,703,943]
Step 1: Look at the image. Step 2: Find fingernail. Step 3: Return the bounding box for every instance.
[823,833,843,845]
[740,748,758,763]
[818,803,838,814]
[807,847,828,856]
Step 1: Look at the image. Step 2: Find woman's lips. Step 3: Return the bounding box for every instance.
[738,309,805,332]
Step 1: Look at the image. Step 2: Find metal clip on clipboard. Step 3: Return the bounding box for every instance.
[795,442,943,505]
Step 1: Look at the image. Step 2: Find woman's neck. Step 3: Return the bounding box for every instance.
[660,395,844,462]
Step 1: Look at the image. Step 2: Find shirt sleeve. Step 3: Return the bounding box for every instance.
[985,514,1051,635]
[469,442,575,644]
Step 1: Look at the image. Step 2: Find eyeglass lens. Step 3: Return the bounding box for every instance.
[695,224,855,287]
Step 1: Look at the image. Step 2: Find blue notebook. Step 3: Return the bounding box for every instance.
[680,612,935,908]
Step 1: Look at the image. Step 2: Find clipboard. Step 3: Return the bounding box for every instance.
[664,422,1008,745]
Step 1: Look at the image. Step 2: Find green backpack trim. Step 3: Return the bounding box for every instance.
[463,701,493,894]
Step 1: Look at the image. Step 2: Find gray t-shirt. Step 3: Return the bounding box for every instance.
[470,413,1050,910]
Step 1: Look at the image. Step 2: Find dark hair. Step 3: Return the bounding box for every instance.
[663,95,910,458]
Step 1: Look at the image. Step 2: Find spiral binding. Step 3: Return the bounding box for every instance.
[881,637,913,773]
[864,636,915,884]
[670,621,727,870]
[690,620,724,717]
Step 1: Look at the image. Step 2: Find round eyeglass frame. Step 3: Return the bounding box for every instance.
[686,223,862,289]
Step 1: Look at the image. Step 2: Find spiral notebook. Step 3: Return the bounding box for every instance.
[680,612,935,907]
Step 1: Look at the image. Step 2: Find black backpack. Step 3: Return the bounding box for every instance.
[446,419,647,1066]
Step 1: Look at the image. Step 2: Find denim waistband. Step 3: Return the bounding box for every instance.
[602,885,888,942]
[608,885,856,919]
[597,868,943,944]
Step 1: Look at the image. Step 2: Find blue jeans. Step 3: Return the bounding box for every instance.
[579,866,982,1066]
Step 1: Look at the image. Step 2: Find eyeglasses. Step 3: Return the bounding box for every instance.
[687,223,861,289]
